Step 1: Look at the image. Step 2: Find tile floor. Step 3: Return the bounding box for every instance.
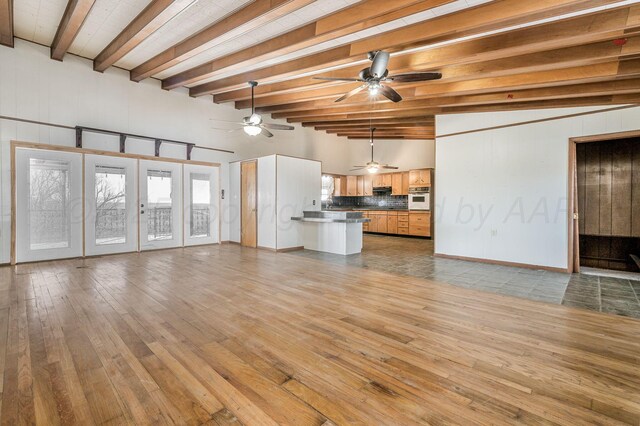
[290,234,640,319]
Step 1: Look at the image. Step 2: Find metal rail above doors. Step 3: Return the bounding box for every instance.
[75,126,234,159]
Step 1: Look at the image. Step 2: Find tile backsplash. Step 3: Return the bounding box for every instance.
[324,195,408,209]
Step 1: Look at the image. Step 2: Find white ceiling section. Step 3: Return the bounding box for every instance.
[150,0,361,80]
[68,0,151,58]
[13,0,68,46]
[115,0,254,69]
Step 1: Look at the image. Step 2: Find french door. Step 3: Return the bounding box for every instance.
[15,148,83,262]
[84,155,138,256]
[183,164,220,246]
[139,160,183,250]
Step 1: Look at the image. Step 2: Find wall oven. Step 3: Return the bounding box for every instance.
[408,187,430,211]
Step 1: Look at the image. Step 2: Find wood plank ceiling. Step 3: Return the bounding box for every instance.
[5,0,640,139]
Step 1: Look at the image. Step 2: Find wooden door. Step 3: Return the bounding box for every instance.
[347,176,357,196]
[357,176,364,196]
[241,161,257,247]
[364,174,373,196]
[391,173,402,195]
[401,172,410,195]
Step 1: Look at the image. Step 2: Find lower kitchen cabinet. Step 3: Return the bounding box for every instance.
[357,210,430,237]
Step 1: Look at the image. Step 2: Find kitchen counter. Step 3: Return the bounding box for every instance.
[292,211,366,255]
[324,207,409,212]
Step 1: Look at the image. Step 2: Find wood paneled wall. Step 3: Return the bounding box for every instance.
[577,137,640,270]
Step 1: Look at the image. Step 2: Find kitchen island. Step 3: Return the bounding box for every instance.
[291,211,370,255]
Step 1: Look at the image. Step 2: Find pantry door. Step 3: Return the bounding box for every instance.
[14,148,83,263]
[84,155,138,256]
[139,160,183,250]
[183,164,220,246]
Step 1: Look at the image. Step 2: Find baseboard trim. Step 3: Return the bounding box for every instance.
[277,246,304,253]
[434,252,569,274]
[257,246,277,252]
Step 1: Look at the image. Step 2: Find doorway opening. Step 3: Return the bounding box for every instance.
[570,131,640,278]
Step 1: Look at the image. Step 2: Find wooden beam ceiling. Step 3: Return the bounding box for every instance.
[51,0,96,61]
[161,0,452,89]
[217,4,640,105]
[0,0,13,47]
[129,0,315,82]
[188,0,626,97]
[93,0,196,73]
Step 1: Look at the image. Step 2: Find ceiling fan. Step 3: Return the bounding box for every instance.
[314,50,442,103]
[210,81,294,137]
[351,128,399,174]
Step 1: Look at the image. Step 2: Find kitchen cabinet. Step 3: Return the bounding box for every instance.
[409,169,431,187]
[391,173,402,195]
[409,211,431,237]
[402,172,409,195]
[333,176,342,196]
[340,176,348,195]
[398,212,409,235]
[346,175,357,196]
[373,173,392,188]
[363,174,373,196]
[387,213,398,234]
[357,175,364,196]
[376,214,388,233]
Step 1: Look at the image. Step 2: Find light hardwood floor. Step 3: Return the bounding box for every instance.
[1,244,640,425]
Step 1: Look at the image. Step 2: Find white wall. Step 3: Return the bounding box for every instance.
[0,39,435,262]
[257,155,277,249]
[435,106,640,270]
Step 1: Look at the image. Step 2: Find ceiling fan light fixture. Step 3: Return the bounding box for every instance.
[243,125,262,136]
[248,113,262,125]
[368,83,381,96]
[367,163,380,174]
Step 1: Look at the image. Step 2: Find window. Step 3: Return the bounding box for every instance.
[321,175,335,202]
[29,159,71,250]
[190,173,211,238]
[95,166,127,245]
[147,170,173,241]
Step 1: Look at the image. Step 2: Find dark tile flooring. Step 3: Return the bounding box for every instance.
[290,234,640,319]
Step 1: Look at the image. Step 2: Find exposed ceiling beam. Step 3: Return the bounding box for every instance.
[51,0,96,61]
[93,0,196,73]
[0,0,13,47]
[275,59,640,120]
[244,34,640,111]
[129,0,315,82]
[301,117,435,127]
[189,0,626,97]
[317,123,436,131]
[217,5,640,104]
[268,78,640,121]
[348,136,429,140]
[161,0,453,89]
[327,127,435,134]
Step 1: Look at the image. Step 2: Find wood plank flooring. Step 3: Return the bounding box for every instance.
[1,244,640,425]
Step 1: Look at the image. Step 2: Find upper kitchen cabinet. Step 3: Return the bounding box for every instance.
[364,174,373,196]
[373,173,392,188]
[356,176,365,196]
[391,173,403,195]
[409,169,432,187]
[346,175,358,196]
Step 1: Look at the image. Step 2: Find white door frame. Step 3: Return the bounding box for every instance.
[84,154,138,256]
[14,148,83,263]
[183,164,220,246]
[139,159,183,250]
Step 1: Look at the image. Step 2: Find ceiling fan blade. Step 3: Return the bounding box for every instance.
[335,85,366,102]
[350,167,366,171]
[370,51,390,79]
[260,127,274,138]
[380,85,403,103]
[313,77,362,82]
[262,123,294,131]
[382,165,399,169]
[389,72,442,83]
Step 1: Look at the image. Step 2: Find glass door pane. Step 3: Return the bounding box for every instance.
[85,155,137,256]
[140,160,182,250]
[15,148,83,263]
[184,164,219,246]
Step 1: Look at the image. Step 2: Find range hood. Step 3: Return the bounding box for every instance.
[373,186,392,194]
